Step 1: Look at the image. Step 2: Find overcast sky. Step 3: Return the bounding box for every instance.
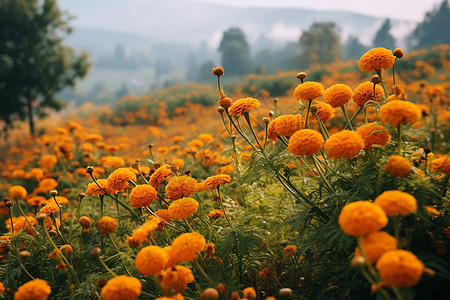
[176,0,443,21]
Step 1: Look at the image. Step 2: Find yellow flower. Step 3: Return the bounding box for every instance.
[228,97,261,116]
[101,275,142,300]
[170,232,206,262]
[353,81,384,107]
[14,278,51,300]
[379,100,422,126]
[135,245,168,275]
[375,250,424,287]
[338,201,388,236]
[324,130,364,159]
[158,265,194,292]
[168,197,199,220]
[9,185,27,200]
[359,47,395,72]
[354,231,397,263]
[385,155,412,177]
[324,84,353,108]
[97,216,117,234]
[374,190,417,216]
[288,129,324,156]
[293,81,325,103]
[356,122,391,150]
[128,185,157,207]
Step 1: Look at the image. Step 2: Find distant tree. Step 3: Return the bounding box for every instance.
[195,60,215,82]
[298,22,341,68]
[115,84,130,99]
[219,28,253,76]
[373,19,396,49]
[409,0,450,48]
[342,35,369,60]
[0,0,91,135]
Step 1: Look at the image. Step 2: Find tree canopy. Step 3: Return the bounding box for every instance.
[372,19,396,49]
[218,28,253,76]
[0,0,91,135]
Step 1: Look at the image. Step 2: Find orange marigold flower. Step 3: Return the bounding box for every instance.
[243,287,257,299]
[128,185,157,207]
[168,197,199,220]
[431,155,450,174]
[86,134,103,142]
[101,275,142,300]
[158,265,195,293]
[127,217,161,247]
[204,243,215,258]
[149,164,172,188]
[199,133,214,143]
[39,202,60,215]
[14,278,51,300]
[228,97,261,116]
[208,209,224,220]
[97,216,117,234]
[9,185,27,200]
[272,115,304,137]
[385,155,412,177]
[324,130,364,159]
[354,231,397,263]
[294,81,324,103]
[288,129,324,156]
[0,282,4,294]
[154,209,171,223]
[353,81,384,107]
[212,66,224,76]
[393,48,404,58]
[356,122,391,150]
[135,245,168,275]
[12,216,38,235]
[379,100,422,126]
[425,85,444,96]
[165,175,198,200]
[86,179,109,196]
[374,190,417,216]
[47,196,69,205]
[106,168,137,194]
[171,159,185,168]
[26,196,47,207]
[307,102,335,122]
[98,156,125,168]
[170,232,206,262]
[284,245,297,256]
[338,201,388,236]
[204,174,231,189]
[324,84,353,108]
[219,95,233,109]
[79,216,92,231]
[39,155,58,170]
[375,250,424,287]
[359,47,395,72]
[267,118,279,141]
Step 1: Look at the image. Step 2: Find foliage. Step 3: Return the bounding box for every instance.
[372,19,396,50]
[219,28,253,76]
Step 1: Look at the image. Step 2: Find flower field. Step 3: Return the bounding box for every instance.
[0,45,450,300]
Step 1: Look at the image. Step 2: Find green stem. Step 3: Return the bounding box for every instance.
[346,159,356,181]
[16,200,40,237]
[194,257,214,286]
[392,59,397,86]
[310,156,335,193]
[397,125,402,155]
[344,107,364,130]
[341,105,355,131]
[244,112,264,150]
[97,254,117,277]
[376,70,389,100]
[304,100,313,128]
[217,187,233,229]
[51,195,63,227]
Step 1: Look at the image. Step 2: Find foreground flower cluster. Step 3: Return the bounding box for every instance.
[0,46,449,299]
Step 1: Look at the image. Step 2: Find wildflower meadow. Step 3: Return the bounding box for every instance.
[0,44,450,300]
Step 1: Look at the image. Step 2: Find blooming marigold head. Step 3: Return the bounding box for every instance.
[135,245,168,275]
[158,265,194,293]
[284,245,297,256]
[39,202,60,215]
[272,115,304,137]
[293,81,325,103]
[208,209,224,220]
[128,185,157,207]
[97,216,117,234]
[166,175,198,200]
[379,100,422,126]
[374,190,417,216]
[218,91,233,109]
[431,155,450,174]
[101,275,142,300]
[385,155,412,177]
[307,102,335,122]
[170,232,206,262]
[288,129,324,157]
[39,154,58,170]
[356,122,391,150]
[212,66,224,76]
[149,164,172,188]
[375,250,424,287]
[86,179,109,196]
[79,216,92,232]
[359,47,395,73]
[106,168,137,194]
[9,185,27,200]
[353,81,384,107]
[228,97,261,116]
[204,174,231,190]
[338,201,388,236]
[14,278,51,300]
[168,197,199,220]
[354,231,397,263]
[324,130,364,159]
[324,84,353,108]
[243,287,257,299]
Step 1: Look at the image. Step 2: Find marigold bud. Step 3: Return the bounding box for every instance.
[90,247,101,256]
[49,230,58,237]
[212,66,224,76]
[279,288,293,296]
[96,278,108,288]
[268,110,274,117]
[50,190,58,196]
[273,98,279,103]
[296,72,307,80]
[370,75,381,84]
[19,250,31,258]
[217,106,225,113]
[393,48,404,58]
[86,166,94,174]
[78,192,86,199]
[263,117,270,125]
[350,256,366,268]
[200,288,219,300]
